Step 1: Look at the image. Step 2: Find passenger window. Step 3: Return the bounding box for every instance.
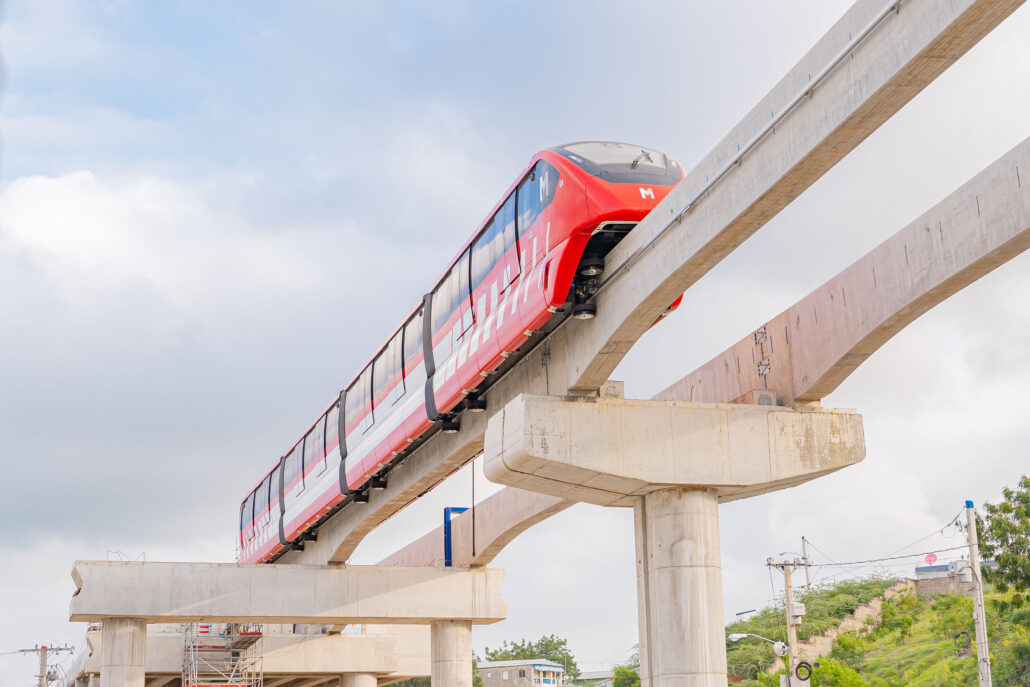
[303,417,326,475]
[499,194,518,279]
[403,310,426,390]
[241,492,255,540]
[254,475,269,524]
[373,334,403,410]
[324,403,339,468]
[403,309,423,369]
[517,161,559,234]
[345,367,372,433]
[284,447,302,495]
[472,215,504,292]
[268,465,281,511]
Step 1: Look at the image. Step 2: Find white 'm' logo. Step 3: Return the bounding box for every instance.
[639,187,655,199]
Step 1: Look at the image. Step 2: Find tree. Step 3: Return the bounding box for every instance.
[981,475,1030,592]
[613,665,640,687]
[483,634,580,679]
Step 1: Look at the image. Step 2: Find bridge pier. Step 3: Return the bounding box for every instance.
[340,673,377,687]
[431,620,473,687]
[485,394,865,686]
[98,617,145,687]
[635,488,726,685]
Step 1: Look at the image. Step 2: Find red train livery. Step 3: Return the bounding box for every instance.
[239,141,685,564]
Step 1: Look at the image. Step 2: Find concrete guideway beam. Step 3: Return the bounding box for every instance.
[656,133,1030,407]
[292,0,1023,567]
[378,487,569,569]
[70,562,505,625]
[81,629,405,676]
[483,395,865,507]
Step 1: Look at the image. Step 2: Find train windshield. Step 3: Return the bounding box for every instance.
[552,141,681,186]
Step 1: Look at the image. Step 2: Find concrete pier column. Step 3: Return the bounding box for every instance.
[430,620,472,687]
[635,488,726,687]
[340,673,377,687]
[99,618,146,687]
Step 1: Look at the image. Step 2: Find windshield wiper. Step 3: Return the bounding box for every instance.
[630,150,653,168]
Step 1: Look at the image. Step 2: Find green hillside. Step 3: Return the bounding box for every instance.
[731,581,1030,687]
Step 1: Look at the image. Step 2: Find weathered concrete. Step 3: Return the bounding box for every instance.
[72,624,433,687]
[430,621,472,687]
[70,562,505,625]
[340,674,376,687]
[636,489,726,687]
[99,618,145,687]
[483,396,865,507]
[656,134,1030,408]
[378,487,570,568]
[275,0,1024,568]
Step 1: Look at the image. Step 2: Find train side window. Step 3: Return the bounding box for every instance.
[284,446,303,496]
[303,416,326,477]
[345,367,372,434]
[324,403,339,472]
[373,333,403,410]
[499,194,519,284]
[471,215,504,292]
[387,334,404,404]
[242,491,256,541]
[254,475,269,525]
[457,249,472,332]
[402,309,426,388]
[268,464,281,514]
[431,271,457,360]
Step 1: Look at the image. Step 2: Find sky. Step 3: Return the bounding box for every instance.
[1,1,1029,684]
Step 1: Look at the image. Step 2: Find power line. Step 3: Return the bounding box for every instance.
[806,545,968,568]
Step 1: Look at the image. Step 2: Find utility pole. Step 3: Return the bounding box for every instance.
[801,537,812,589]
[768,559,806,686]
[966,499,993,687]
[18,644,74,687]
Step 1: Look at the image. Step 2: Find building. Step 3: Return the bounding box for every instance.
[478,658,565,687]
[914,559,974,599]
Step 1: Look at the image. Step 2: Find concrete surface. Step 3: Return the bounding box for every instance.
[70,562,505,625]
[99,618,145,687]
[378,487,569,568]
[483,395,865,507]
[636,489,726,687]
[71,624,433,687]
[430,621,472,687]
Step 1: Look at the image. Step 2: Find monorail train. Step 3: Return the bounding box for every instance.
[239,141,685,564]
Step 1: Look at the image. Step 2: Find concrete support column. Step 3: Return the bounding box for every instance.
[430,620,472,687]
[635,488,726,687]
[340,673,377,687]
[99,618,146,687]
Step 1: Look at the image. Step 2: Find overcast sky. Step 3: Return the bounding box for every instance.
[2,1,1030,684]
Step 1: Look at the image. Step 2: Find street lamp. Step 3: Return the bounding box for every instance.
[728,633,789,658]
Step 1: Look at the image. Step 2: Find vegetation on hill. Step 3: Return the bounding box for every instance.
[734,585,1030,686]
[726,576,899,679]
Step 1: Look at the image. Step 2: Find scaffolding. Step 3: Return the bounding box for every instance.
[182,623,263,687]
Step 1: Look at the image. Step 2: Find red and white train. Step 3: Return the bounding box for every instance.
[239,141,685,564]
